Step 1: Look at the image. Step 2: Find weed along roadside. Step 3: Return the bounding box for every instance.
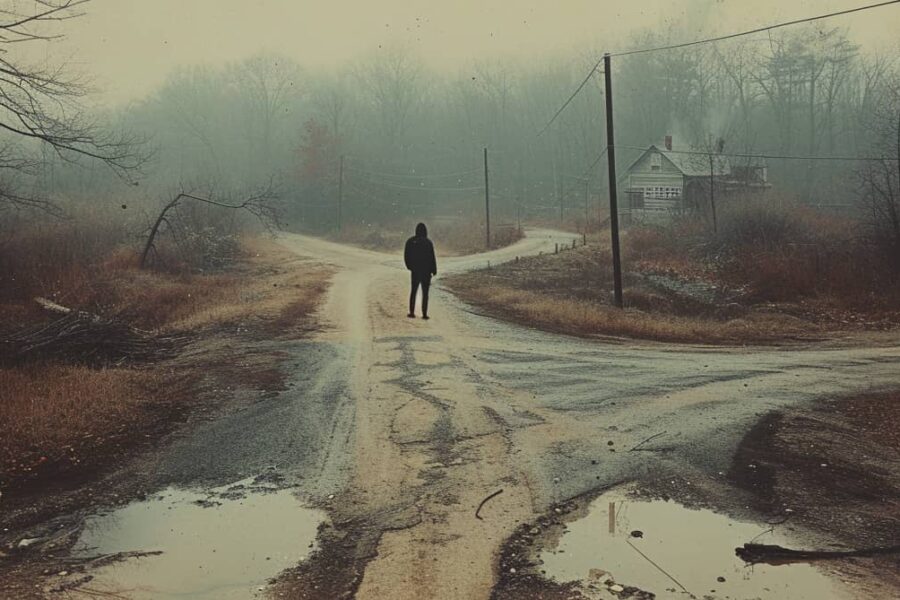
[445,202,900,346]
[0,229,334,592]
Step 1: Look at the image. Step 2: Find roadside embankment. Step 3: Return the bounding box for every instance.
[0,231,332,505]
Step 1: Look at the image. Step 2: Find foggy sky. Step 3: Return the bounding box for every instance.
[22,0,900,105]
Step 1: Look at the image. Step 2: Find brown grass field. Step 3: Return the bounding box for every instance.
[0,223,332,492]
[447,202,900,344]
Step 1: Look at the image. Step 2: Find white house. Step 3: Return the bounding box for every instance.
[623,136,768,218]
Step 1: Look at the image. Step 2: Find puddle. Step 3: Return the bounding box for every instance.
[69,477,325,599]
[539,488,846,599]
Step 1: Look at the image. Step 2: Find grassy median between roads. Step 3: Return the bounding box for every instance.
[0,220,331,494]
[446,202,900,344]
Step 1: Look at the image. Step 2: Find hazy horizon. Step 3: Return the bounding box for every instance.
[18,0,900,106]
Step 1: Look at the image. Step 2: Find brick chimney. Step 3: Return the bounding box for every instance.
[664,135,673,151]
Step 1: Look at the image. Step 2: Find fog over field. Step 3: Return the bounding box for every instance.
[5,0,896,234]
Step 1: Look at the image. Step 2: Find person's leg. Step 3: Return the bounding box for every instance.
[408,273,419,317]
[421,275,431,319]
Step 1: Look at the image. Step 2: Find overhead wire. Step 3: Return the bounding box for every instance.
[616,144,900,162]
[536,58,604,137]
[538,0,900,135]
[344,164,481,180]
[610,0,900,57]
[350,178,484,192]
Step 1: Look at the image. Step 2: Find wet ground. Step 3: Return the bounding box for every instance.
[3,229,899,599]
[537,487,843,599]
[62,476,324,599]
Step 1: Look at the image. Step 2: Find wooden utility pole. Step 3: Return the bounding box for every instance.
[484,147,491,249]
[337,155,344,232]
[516,197,522,233]
[554,160,563,223]
[603,53,624,308]
[583,177,590,234]
[708,153,718,234]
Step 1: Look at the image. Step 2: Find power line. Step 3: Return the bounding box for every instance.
[558,148,609,200]
[345,164,481,180]
[611,0,900,57]
[349,177,484,193]
[538,1,900,135]
[536,58,604,137]
[617,144,900,162]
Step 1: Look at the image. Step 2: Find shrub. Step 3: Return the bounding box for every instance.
[714,201,813,252]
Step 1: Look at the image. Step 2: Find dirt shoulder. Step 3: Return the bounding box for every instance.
[729,392,900,598]
[444,243,900,345]
[0,238,333,525]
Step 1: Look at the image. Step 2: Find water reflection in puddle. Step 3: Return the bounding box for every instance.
[540,489,846,599]
[70,478,325,599]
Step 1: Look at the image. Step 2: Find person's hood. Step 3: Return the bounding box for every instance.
[415,223,427,237]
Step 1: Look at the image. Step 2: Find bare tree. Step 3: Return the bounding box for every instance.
[140,181,281,269]
[0,0,145,212]
[354,44,427,151]
[231,54,304,169]
[858,81,900,272]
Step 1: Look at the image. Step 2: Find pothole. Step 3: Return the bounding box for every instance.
[537,487,848,599]
[63,477,325,599]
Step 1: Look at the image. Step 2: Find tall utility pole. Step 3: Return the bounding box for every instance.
[603,53,624,308]
[483,147,491,249]
[583,177,590,233]
[708,154,718,234]
[337,154,344,232]
[554,159,563,223]
[516,197,522,233]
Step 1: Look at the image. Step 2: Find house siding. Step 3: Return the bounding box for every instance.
[627,149,684,211]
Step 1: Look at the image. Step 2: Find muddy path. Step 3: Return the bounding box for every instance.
[4,228,900,599]
[269,230,900,600]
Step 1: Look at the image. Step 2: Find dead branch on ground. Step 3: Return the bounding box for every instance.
[629,431,667,452]
[475,488,504,520]
[736,542,900,565]
[0,297,182,366]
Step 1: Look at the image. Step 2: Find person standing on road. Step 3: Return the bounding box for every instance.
[404,222,437,319]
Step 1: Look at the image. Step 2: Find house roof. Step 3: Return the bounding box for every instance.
[628,144,731,177]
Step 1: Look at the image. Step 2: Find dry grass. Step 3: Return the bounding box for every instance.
[0,220,333,490]
[625,201,900,309]
[449,277,807,344]
[0,365,162,482]
[446,200,900,344]
[0,220,332,334]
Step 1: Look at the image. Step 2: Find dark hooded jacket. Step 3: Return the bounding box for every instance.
[404,223,437,276]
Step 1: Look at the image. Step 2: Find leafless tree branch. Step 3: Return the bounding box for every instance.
[140,182,281,269]
[0,0,147,213]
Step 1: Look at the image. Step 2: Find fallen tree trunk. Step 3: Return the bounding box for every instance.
[0,298,182,366]
[736,542,900,565]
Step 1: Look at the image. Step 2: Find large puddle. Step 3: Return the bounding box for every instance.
[67,476,325,599]
[539,488,846,599]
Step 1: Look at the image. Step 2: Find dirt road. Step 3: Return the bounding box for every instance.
[9,229,899,599]
[269,230,900,599]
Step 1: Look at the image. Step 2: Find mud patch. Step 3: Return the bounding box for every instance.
[496,488,850,600]
[62,479,324,599]
[729,394,900,597]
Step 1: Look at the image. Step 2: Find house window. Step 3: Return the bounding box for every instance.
[650,153,662,171]
[643,186,682,200]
